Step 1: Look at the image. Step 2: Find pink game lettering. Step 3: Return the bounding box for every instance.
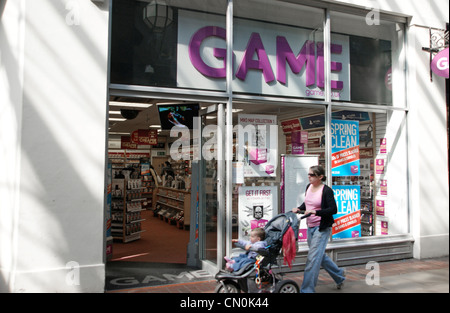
[189,26,344,89]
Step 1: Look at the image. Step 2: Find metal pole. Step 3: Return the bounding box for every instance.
[217,103,225,269]
[225,0,234,259]
[324,9,332,184]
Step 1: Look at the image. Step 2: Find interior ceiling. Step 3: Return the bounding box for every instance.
[107,96,318,138]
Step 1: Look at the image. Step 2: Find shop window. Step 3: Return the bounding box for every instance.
[230,103,328,244]
[330,12,406,107]
[233,0,325,99]
[237,106,409,241]
[330,110,409,239]
[110,0,227,89]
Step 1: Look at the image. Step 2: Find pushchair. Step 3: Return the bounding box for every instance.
[214,212,309,293]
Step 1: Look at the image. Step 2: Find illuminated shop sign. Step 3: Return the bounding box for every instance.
[177,10,350,100]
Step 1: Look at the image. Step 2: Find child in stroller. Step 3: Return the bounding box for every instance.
[224,228,267,272]
[215,211,308,293]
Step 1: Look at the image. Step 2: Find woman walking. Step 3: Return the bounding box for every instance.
[292,165,346,293]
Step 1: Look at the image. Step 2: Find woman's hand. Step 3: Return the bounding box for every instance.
[292,208,300,213]
[305,209,316,215]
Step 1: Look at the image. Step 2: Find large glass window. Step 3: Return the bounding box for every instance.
[110,0,227,89]
[233,0,325,99]
[229,101,327,251]
[329,109,409,239]
[330,11,406,106]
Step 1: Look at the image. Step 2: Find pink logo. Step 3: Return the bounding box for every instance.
[431,48,449,78]
[188,26,344,89]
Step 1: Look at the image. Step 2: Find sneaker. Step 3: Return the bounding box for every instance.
[336,268,346,290]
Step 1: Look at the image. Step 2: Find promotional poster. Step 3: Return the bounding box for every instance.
[332,185,361,239]
[237,114,278,177]
[238,186,277,241]
[331,119,360,176]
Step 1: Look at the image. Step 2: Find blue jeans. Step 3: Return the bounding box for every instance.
[301,226,345,293]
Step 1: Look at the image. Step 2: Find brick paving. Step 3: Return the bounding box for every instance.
[107,256,448,293]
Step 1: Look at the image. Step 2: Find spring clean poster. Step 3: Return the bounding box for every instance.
[332,185,361,239]
[331,119,360,176]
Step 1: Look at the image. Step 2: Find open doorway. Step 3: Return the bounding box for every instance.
[107,96,193,263]
[105,96,202,291]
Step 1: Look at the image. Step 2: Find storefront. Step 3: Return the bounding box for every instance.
[107,0,415,274]
[0,0,448,292]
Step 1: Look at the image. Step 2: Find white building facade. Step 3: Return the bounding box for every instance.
[0,0,448,292]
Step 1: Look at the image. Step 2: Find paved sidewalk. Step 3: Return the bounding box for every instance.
[107,256,448,293]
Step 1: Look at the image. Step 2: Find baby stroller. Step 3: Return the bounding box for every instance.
[214,212,309,293]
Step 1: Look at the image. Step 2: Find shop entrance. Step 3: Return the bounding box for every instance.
[104,96,209,291]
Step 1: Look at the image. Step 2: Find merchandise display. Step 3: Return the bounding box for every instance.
[108,149,192,248]
[154,186,191,230]
[109,152,151,243]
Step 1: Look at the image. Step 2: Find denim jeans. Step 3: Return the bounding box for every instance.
[301,226,345,293]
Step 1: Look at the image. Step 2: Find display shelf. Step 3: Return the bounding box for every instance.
[110,178,145,243]
[141,174,156,210]
[154,186,191,230]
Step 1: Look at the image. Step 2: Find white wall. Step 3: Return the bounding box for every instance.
[333,0,449,29]
[337,0,449,258]
[0,0,110,292]
[0,0,26,293]
[407,25,449,259]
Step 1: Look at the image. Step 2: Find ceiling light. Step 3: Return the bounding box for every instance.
[149,125,161,128]
[157,102,182,105]
[109,132,131,135]
[109,101,153,108]
[109,117,127,122]
[143,0,173,32]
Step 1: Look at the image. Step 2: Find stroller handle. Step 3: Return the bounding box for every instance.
[299,213,312,219]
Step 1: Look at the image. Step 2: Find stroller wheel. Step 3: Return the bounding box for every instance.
[275,280,299,293]
[214,281,241,293]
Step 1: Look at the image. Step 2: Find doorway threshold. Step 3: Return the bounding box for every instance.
[105,261,213,291]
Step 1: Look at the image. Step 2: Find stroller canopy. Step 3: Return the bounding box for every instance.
[262,211,300,268]
[264,211,300,247]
